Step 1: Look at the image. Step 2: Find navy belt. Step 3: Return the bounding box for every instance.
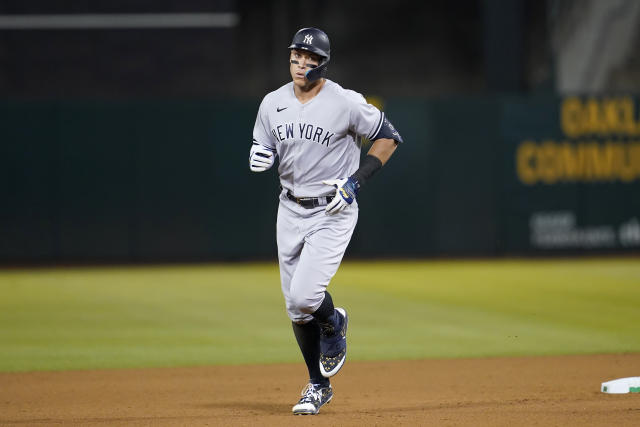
[286,190,334,208]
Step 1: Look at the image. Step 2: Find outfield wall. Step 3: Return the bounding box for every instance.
[2,96,639,262]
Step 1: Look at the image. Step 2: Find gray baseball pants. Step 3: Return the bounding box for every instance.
[276,189,358,323]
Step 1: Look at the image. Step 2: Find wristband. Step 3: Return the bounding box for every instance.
[349,155,382,189]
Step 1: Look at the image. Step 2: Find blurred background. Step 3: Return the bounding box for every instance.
[1,0,639,264]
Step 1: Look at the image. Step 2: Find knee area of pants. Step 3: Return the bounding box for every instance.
[290,293,318,315]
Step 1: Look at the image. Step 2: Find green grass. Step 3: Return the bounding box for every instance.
[0,258,639,372]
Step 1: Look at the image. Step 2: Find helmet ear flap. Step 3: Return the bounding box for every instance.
[305,60,328,82]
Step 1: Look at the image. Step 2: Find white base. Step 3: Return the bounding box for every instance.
[601,377,640,394]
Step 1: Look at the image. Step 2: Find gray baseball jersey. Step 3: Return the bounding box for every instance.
[252,79,384,197]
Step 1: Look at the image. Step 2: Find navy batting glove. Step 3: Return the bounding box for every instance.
[339,177,359,203]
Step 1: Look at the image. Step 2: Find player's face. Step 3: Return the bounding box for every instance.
[290,49,321,86]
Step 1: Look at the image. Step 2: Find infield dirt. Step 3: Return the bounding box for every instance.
[1,354,639,426]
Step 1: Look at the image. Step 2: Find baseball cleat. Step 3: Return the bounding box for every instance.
[319,307,348,378]
[292,383,333,415]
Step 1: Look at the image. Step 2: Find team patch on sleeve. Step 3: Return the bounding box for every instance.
[371,116,403,144]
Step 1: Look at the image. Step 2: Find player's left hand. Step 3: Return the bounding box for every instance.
[322,177,359,215]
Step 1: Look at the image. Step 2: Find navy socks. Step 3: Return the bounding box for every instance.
[292,319,329,386]
[313,291,335,323]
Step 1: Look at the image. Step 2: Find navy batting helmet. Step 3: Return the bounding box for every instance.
[288,27,330,82]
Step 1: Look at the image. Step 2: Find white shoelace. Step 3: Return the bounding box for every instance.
[299,383,321,403]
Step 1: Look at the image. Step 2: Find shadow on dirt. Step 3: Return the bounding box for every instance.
[199,401,290,415]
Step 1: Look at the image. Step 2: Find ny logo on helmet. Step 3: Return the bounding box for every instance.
[303,34,313,44]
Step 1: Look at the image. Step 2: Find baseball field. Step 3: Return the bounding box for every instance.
[1,258,639,425]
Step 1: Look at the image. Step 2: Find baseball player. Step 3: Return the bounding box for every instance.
[249,27,403,415]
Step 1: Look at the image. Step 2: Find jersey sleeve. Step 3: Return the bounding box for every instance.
[347,92,384,140]
[252,97,276,149]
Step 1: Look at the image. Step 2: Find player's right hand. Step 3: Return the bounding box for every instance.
[249,142,276,172]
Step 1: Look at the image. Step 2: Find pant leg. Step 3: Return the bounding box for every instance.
[288,207,358,318]
[276,200,306,322]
